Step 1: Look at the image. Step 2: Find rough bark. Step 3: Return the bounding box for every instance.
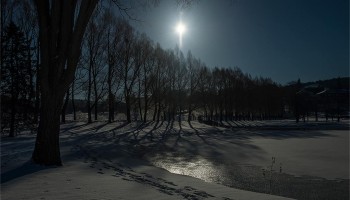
[32,90,64,165]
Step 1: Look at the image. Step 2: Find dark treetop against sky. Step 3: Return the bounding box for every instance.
[128,0,349,84]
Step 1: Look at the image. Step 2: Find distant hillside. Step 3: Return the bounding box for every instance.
[286,77,349,90]
[302,77,349,90]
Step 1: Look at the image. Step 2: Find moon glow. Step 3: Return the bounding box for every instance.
[176,22,186,47]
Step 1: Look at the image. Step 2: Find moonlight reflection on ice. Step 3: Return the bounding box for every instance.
[150,155,224,183]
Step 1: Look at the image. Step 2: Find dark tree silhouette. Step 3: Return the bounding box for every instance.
[83,8,109,123]
[32,0,98,165]
[1,22,30,137]
[118,21,140,123]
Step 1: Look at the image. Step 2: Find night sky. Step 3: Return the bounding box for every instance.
[128,0,349,84]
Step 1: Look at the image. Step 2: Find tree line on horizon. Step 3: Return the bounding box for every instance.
[1,1,348,138]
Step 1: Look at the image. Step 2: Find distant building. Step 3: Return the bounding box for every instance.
[295,85,349,121]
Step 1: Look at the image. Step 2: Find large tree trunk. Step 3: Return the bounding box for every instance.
[32,0,98,165]
[32,91,64,165]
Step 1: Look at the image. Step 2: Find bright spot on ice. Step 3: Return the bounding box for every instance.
[151,156,223,183]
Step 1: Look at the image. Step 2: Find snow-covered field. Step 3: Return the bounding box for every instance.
[1,119,349,199]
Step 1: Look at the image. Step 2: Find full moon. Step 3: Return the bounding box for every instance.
[176,22,186,35]
[175,22,186,47]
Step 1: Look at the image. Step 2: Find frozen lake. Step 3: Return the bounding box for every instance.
[144,121,349,179]
[141,120,349,199]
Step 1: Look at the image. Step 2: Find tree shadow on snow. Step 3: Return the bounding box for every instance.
[198,120,337,140]
[188,121,210,145]
[1,160,55,184]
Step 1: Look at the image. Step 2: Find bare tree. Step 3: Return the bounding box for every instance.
[105,10,117,123]
[82,7,109,123]
[163,50,177,121]
[71,61,88,121]
[186,51,201,121]
[130,33,156,122]
[173,47,188,122]
[117,21,142,123]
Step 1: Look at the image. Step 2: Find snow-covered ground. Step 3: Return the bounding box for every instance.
[1,121,293,200]
[1,119,349,199]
